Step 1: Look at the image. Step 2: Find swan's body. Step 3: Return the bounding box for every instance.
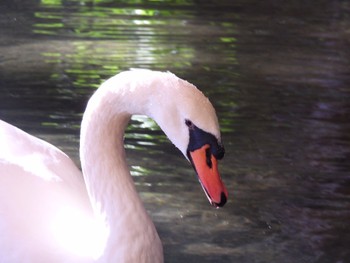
[0,69,227,262]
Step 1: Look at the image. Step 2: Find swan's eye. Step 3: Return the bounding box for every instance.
[185,119,195,129]
[205,147,212,168]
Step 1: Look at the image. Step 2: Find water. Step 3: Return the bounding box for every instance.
[1,1,349,262]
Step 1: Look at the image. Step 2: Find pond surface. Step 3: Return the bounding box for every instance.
[1,1,350,262]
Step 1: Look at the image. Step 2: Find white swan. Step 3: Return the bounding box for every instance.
[0,69,227,262]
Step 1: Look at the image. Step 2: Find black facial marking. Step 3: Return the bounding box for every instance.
[185,119,225,160]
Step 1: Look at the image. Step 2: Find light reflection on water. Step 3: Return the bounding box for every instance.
[1,0,350,262]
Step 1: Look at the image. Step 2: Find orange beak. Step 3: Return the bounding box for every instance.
[189,144,228,207]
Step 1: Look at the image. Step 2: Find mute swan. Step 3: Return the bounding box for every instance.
[0,69,227,262]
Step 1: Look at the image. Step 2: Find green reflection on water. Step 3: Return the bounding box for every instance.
[33,0,238,77]
[35,0,195,38]
[131,115,159,130]
[125,115,165,150]
[34,23,64,28]
[41,121,59,127]
[41,0,62,5]
[131,165,152,176]
[39,0,194,7]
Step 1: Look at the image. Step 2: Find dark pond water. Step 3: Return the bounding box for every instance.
[1,0,350,262]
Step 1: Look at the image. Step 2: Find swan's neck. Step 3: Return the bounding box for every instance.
[80,78,163,262]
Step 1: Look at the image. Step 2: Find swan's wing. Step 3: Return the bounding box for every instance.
[0,119,83,184]
[0,120,93,261]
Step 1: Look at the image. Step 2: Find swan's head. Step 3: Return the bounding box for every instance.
[104,69,228,207]
[133,70,228,207]
[184,119,227,208]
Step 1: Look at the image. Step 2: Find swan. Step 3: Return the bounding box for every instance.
[0,69,228,262]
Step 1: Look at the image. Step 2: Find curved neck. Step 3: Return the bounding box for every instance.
[79,74,163,262]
